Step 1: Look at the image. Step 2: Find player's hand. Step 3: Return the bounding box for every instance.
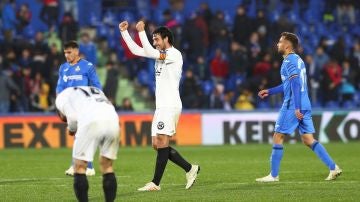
[119,21,128,32]
[295,109,303,120]
[136,21,145,32]
[258,89,269,99]
[68,130,76,136]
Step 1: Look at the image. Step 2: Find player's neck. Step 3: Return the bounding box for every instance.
[283,50,295,58]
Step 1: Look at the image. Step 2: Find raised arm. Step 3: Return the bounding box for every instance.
[119,21,147,57]
[136,21,165,60]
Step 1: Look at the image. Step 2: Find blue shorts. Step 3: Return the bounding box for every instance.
[274,109,315,135]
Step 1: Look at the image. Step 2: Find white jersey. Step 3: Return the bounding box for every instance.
[154,47,183,109]
[55,86,119,132]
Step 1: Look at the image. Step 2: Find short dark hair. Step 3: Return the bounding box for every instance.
[64,40,79,49]
[153,26,174,46]
[281,32,299,50]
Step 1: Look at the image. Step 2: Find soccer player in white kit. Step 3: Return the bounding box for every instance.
[119,20,200,191]
[55,86,119,202]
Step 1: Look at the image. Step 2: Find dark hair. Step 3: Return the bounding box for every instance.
[64,40,79,49]
[153,26,174,46]
[281,32,299,50]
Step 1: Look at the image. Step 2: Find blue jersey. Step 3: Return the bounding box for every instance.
[56,59,102,94]
[280,53,311,110]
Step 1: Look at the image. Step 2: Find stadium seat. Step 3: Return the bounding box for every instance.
[342,100,356,109]
[201,80,214,96]
[325,101,340,108]
[137,69,150,86]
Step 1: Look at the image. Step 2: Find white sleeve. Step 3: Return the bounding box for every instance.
[120,30,147,57]
[138,31,162,59]
[63,102,78,132]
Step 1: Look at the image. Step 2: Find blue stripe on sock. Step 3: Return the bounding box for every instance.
[311,141,319,150]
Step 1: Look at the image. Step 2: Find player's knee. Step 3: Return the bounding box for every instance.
[74,159,87,173]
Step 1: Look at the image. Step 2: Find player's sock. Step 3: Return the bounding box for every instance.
[103,173,117,202]
[169,147,192,172]
[311,141,336,170]
[74,173,89,202]
[87,162,93,169]
[270,144,283,177]
[152,147,170,186]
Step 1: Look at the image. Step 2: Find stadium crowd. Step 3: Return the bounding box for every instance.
[0,0,360,113]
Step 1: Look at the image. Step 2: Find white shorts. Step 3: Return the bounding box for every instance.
[72,119,120,162]
[151,108,181,136]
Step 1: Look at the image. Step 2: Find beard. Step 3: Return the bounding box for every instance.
[278,48,285,55]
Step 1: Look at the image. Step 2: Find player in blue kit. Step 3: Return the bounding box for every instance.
[256,32,342,182]
[57,40,102,177]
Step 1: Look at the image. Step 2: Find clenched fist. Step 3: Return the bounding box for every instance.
[136,21,145,32]
[119,21,128,32]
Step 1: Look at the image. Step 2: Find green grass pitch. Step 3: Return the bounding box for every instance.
[1,142,359,201]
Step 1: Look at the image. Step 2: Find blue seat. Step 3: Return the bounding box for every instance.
[202,80,214,96]
[342,100,356,109]
[325,101,340,108]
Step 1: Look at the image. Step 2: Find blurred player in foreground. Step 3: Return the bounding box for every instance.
[119,20,200,191]
[56,86,119,202]
[56,40,102,176]
[256,32,342,182]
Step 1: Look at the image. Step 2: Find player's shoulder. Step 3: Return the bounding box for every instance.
[79,59,94,67]
[167,47,182,59]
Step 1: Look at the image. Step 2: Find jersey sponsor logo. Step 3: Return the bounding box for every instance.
[63,75,83,82]
[75,66,80,71]
[157,121,164,130]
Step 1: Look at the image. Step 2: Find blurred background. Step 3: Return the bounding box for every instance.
[0,0,360,113]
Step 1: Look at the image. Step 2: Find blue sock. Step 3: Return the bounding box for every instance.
[87,162,93,169]
[311,141,336,170]
[270,144,283,177]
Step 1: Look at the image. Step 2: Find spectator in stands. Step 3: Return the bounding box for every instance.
[162,9,182,48]
[62,0,78,20]
[16,3,32,32]
[2,0,18,41]
[79,32,98,65]
[232,5,252,45]
[321,59,342,104]
[246,32,262,76]
[59,12,79,42]
[40,0,59,28]
[336,0,356,25]
[209,10,229,51]
[30,73,54,112]
[181,69,201,109]
[253,52,272,77]
[209,83,225,109]
[0,68,20,113]
[267,60,282,108]
[331,36,346,64]
[198,2,213,27]
[32,31,50,55]
[210,48,229,82]
[182,12,208,66]
[349,41,360,90]
[228,41,248,75]
[47,26,62,52]
[103,62,119,107]
[119,97,133,111]
[313,46,330,76]
[340,60,356,103]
